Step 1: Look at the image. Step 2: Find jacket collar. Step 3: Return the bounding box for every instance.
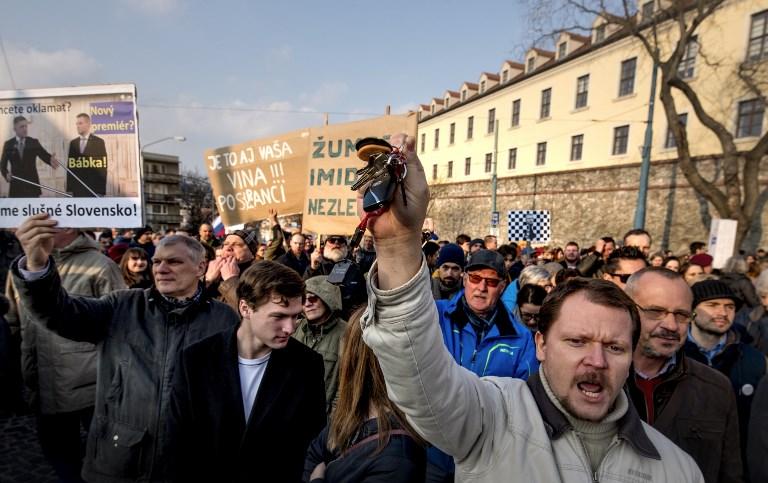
[527,371,661,460]
[447,290,518,337]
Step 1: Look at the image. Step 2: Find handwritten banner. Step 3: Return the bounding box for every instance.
[302,113,417,235]
[205,130,310,226]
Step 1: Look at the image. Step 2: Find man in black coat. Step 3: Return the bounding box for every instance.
[66,113,108,197]
[1,116,59,197]
[11,214,239,482]
[170,260,326,483]
[276,232,310,276]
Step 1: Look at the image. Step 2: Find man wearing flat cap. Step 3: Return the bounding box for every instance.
[427,248,538,481]
[685,279,767,473]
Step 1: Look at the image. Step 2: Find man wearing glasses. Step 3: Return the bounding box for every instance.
[428,249,538,482]
[624,268,742,483]
[305,235,366,319]
[601,246,647,289]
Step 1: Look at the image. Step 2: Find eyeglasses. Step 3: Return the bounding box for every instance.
[326,237,347,245]
[609,273,633,283]
[636,305,695,324]
[520,312,539,322]
[305,294,320,304]
[466,273,503,287]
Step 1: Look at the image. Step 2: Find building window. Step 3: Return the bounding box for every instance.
[465,157,471,175]
[678,36,698,79]
[612,125,630,155]
[417,111,422,121]
[480,80,486,93]
[502,69,509,83]
[570,134,584,161]
[575,74,589,109]
[488,108,496,134]
[536,142,547,166]
[445,97,450,108]
[467,116,474,140]
[642,1,654,20]
[432,164,438,180]
[511,99,521,127]
[540,88,552,119]
[527,57,535,72]
[619,58,637,97]
[434,129,440,149]
[595,24,606,42]
[558,42,567,59]
[431,105,435,114]
[737,99,765,137]
[508,148,517,170]
[449,122,456,144]
[665,113,688,148]
[447,161,453,178]
[485,153,493,173]
[461,90,467,102]
[420,133,425,153]
[749,10,768,61]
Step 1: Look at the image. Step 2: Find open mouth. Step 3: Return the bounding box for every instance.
[577,382,604,399]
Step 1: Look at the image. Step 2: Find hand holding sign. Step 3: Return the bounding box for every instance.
[15,214,59,271]
[50,154,60,169]
[269,208,279,227]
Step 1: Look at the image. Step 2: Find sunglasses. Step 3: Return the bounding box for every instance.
[466,273,503,287]
[610,273,633,283]
[326,237,347,245]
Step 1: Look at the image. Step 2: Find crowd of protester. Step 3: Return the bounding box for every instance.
[1,143,767,482]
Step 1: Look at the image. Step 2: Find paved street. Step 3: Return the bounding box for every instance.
[0,414,56,483]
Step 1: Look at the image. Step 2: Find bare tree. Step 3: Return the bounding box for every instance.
[526,0,768,250]
[179,169,215,228]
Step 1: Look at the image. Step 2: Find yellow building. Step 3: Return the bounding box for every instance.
[418,0,768,251]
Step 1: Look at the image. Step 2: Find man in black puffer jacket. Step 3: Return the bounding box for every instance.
[12,214,239,482]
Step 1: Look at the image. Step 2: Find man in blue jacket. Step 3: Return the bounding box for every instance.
[428,249,538,482]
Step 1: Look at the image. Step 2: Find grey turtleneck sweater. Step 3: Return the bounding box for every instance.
[540,367,629,473]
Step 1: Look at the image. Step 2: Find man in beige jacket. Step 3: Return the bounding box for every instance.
[358,133,704,482]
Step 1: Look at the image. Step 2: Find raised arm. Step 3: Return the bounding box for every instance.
[11,214,115,343]
[360,134,503,462]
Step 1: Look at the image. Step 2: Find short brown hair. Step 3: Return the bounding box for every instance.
[538,277,641,349]
[237,260,305,310]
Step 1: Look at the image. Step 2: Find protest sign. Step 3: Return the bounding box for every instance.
[302,113,417,235]
[205,130,310,226]
[0,84,141,228]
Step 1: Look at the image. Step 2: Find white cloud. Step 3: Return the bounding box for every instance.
[121,0,181,16]
[0,44,100,89]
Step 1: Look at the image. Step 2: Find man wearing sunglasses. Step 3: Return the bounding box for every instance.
[428,248,538,481]
[305,235,366,319]
[601,246,647,290]
[624,268,742,483]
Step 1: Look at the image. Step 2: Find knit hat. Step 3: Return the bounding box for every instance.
[305,276,342,313]
[691,279,740,309]
[470,238,486,249]
[436,243,466,269]
[134,225,153,239]
[466,249,507,278]
[108,243,129,264]
[689,253,713,268]
[230,229,259,254]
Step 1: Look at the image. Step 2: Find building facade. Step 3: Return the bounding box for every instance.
[142,152,182,232]
[418,0,768,251]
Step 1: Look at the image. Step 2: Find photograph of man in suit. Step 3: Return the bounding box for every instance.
[67,113,108,197]
[170,260,326,482]
[1,116,59,198]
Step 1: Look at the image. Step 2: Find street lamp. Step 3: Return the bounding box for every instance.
[141,136,186,152]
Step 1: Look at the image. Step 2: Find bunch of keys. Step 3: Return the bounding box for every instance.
[349,137,408,249]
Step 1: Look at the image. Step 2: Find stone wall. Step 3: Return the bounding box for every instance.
[427,157,768,254]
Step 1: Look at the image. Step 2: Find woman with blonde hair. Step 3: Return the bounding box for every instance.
[304,310,426,482]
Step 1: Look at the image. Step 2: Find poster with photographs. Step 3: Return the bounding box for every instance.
[0,84,142,227]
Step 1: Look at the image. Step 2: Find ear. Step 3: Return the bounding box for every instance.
[601,272,612,282]
[238,299,250,319]
[195,260,207,278]
[535,331,546,363]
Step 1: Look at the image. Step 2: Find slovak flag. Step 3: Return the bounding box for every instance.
[212,216,226,238]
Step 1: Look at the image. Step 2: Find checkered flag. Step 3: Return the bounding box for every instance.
[507,210,551,243]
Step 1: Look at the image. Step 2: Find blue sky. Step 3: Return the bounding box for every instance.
[0,0,537,172]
